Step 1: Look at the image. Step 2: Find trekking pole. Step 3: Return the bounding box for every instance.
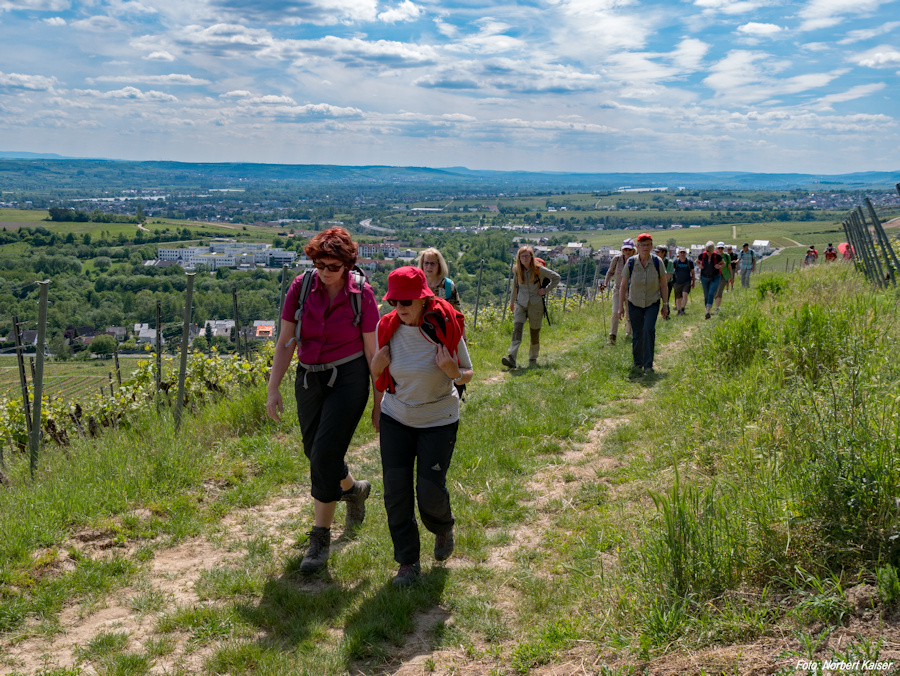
[175,273,196,432]
[541,277,551,326]
[29,281,49,478]
[473,259,485,331]
[592,262,601,303]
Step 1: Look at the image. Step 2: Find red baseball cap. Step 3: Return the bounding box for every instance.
[636,233,652,242]
[383,266,435,301]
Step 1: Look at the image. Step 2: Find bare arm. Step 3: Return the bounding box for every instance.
[363,330,383,431]
[266,319,297,422]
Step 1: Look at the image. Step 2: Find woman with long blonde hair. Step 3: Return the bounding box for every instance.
[417,247,461,311]
[502,246,560,369]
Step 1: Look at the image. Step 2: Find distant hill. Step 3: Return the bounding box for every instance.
[0,157,898,191]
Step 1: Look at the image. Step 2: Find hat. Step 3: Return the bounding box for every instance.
[383,266,434,302]
[621,238,635,250]
[677,247,687,254]
[716,241,725,248]
[636,233,652,242]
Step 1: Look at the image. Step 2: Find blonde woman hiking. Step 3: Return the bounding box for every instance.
[502,246,560,369]
[417,247,461,312]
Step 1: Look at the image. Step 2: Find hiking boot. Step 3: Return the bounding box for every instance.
[528,358,537,367]
[341,480,371,529]
[677,309,685,316]
[434,530,455,561]
[607,334,616,345]
[501,356,516,369]
[705,311,711,320]
[643,366,655,376]
[392,561,421,588]
[300,527,330,574]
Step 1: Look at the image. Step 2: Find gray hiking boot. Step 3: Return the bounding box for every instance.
[434,529,455,561]
[392,561,421,588]
[341,480,371,529]
[300,526,331,574]
[501,356,516,369]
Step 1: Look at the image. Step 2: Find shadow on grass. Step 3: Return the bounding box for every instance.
[235,551,359,652]
[342,565,449,669]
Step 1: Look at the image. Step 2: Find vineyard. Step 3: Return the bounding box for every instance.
[0,357,143,400]
[0,346,273,457]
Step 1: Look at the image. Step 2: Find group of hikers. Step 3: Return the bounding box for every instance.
[265,226,829,587]
[804,242,848,266]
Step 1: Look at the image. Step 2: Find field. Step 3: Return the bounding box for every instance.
[1,262,899,675]
[0,355,142,400]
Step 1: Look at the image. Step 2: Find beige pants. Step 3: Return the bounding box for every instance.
[509,300,543,361]
[610,286,631,337]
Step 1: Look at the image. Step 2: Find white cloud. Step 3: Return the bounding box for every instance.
[205,0,378,26]
[670,38,710,71]
[737,22,785,37]
[0,0,68,11]
[144,51,175,62]
[815,83,886,109]
[703,50,843,103]
[547,0,655,53]
[221,90,254,98]
[75,86,179,101]
[0,71,58,91]
[87,74,210,85]
[176,23,277,53]
[246,94,296,104]
[798,0,891,32]
[854,45,900,68]
[295,36,438,67]
[838,21,900,44]
[70,15,122,31]
[378,0,421,23]
[693,0,772,15]
[43,16,66,25]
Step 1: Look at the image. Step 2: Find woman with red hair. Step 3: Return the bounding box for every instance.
[266,227,381,575]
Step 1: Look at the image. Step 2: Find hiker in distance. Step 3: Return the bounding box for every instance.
[370,266,473,588]
[737,243,757,288]
[619,233,669,376]
[418,247,462,312]
[696,241,725,320]
[672,247,696,315]
[599,238,635,345]
[266,227,380,575]
[713,242,731,314]
[502,245,561,369]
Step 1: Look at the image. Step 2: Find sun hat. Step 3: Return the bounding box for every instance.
[636,233,652,242]
[716,241,725,248]
[622,238,635,250]
[383,266,434,302]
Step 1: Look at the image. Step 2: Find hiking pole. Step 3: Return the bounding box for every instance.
[541,277,551,326]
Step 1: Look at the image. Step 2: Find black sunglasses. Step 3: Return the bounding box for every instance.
[314,261,344,272]
[387,299,415,307]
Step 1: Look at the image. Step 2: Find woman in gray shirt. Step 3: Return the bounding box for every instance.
[370,266,473,588]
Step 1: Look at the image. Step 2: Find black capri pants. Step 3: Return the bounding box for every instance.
[295,355,370,503]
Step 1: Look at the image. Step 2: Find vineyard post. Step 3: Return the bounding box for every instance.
[155,301,162,389]
[30,357,35,382]
[865,198,899,285]
[853,209,885,287]
[174,273,196,432]
[578,258,586,309]
[562,263,571,312]
[114,347,122,385]
[501,262,513,322]
[473,259,485,330]
[851,211,879,285]
[844,217,872,283]
[29,280,49,478]
[276,264,289,340]
[108,372,114,395]
[232,287,244,360]
[592,262,601,302]
[784,257,788,272]
[12,316,32,440]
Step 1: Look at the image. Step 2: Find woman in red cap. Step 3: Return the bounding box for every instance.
[370,266,473,587]
[266,227,380,575]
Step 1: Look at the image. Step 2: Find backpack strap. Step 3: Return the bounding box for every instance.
[286,270,315,349]
[444,277,453,300]
[627,256,661,276]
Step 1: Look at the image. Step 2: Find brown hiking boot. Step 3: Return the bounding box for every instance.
[434,530,455,561]
[607,334,616,345]
[300,527,330,574]
[341,480,371,529]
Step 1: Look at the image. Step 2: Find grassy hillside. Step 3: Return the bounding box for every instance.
[0,263,898,675]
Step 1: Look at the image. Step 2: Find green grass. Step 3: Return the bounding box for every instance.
[0,356,143,398]
[1,263,898,673]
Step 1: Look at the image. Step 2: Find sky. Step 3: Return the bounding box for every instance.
[0,0,898,173]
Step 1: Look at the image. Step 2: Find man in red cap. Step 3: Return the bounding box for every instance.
[619,233,669,375]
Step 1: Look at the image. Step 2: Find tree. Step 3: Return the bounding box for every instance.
[192,336,208,352]
[90,334,117,357]
[94,256,112,271]
[205,323,213,343]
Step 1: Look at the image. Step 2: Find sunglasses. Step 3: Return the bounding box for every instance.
[314,261,344,272]
[387,299,415,307]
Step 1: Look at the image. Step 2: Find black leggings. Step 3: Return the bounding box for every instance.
[295,355,370,503]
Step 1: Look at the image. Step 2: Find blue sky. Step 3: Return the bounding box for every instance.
[0,0,898,172]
